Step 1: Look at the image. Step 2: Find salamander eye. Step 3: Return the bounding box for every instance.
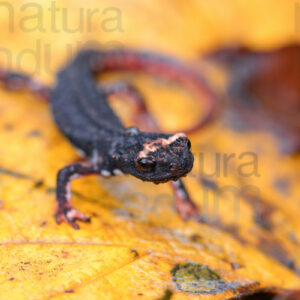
[187,139,191,150]
[136,157,156,172]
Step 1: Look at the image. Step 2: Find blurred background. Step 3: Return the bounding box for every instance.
[0,0,299,150]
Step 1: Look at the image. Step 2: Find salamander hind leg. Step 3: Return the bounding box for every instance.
[55,161,103,229]
[0,69,51,100]
[99,81,159,131]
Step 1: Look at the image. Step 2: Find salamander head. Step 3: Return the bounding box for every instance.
[114,127,194,184]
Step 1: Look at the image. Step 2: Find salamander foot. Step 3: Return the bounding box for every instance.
[55,206,91,229]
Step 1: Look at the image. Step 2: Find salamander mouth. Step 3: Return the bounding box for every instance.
[153,178,179,184]
[151,173,188,184]
[150,162,193,184]
[135,172,186,184]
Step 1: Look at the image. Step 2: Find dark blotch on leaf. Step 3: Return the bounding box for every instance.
[171,263,258,295]
[40,221,47,227]
[237,291,278,300]
[231,262,242,270]
[171,263,226,294]
[3,124,14,131]
[33,179,44,188]
[130,249,139,258]
[157,289,173,300]
[27,129,42,137]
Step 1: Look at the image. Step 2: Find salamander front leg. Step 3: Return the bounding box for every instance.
[171,179,201,222]
[55,161,102,229]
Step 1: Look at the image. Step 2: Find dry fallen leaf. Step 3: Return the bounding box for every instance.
[0,1,299,299]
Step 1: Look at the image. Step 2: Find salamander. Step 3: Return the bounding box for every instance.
[0,48,217,229]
